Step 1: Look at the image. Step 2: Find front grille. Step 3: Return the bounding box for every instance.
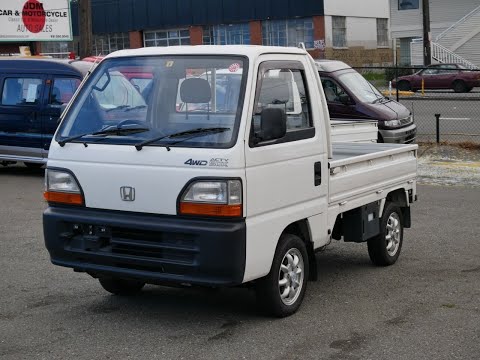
[65,223,198,271]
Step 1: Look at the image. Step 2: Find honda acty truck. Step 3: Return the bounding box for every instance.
[44,46,418,317]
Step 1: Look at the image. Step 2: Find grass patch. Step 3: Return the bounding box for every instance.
[363,72,386,81]
[418,141,480,151]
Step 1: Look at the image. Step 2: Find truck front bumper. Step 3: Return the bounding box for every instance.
[44,206,246,286]
[379,123,417,144]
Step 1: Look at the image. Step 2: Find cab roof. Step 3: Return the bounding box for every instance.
[0,58,92,76]
[106,45,308,60]
[315,60,352,73]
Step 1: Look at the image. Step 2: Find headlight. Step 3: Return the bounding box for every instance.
[44,169,84,206]
[179,180,242,217]
[384,119,401,127]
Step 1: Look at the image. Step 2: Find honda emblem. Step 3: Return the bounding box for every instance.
[120,186,135,201]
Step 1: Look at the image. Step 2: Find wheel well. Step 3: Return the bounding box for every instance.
[282,220,318,281]
[386,189,411,228]
[387,189,408,207]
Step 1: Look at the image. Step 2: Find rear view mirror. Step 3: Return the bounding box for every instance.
[338,93,352,105]
[255,107,286,144]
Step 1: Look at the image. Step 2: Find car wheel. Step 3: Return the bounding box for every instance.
[397,81,411,91]
[453,80,467,93]
[255,233,309,317]
[99,277,145,295]
[24,162,44,169]
[367,202,404,266]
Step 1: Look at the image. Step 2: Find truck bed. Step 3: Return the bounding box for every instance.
[329,142,417,206]
[330,120,378,143]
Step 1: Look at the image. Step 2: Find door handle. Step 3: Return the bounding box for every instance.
[314,161,322,186]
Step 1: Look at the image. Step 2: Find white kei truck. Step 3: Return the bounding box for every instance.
[43,46,418,317]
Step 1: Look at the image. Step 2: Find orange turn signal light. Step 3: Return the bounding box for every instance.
[179,202,242,217]
[44,191,84,206]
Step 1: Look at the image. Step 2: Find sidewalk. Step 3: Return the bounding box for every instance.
[417,143,480,187]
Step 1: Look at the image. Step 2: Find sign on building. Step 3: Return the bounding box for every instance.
[0,0,72,41]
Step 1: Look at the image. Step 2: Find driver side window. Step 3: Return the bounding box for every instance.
[320,77,347,103]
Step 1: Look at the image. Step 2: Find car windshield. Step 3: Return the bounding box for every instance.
[57,55,247,148]
[337,71,383,103]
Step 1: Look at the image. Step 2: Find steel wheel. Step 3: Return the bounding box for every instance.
[368,202,404,266]
[385,212,401,256]
[278,248,304,306]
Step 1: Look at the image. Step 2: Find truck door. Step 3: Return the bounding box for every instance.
[244,58,329,280]
[0,74,45,160]
[40,76,81,157]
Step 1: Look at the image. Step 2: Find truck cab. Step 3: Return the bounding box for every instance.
[43,46,417,317]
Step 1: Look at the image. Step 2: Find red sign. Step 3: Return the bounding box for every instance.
[22,0,46,33]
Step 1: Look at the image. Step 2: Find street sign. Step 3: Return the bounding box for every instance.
[0,0,72,41]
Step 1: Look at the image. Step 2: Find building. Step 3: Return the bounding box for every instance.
[390,0,480,67]
[7,0,393,67]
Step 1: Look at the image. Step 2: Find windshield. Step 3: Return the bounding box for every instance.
[57,56,248,148]
[337,71,383,103]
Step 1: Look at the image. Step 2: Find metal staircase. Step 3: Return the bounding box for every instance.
[431,42,478,69]
[410,5,480,68]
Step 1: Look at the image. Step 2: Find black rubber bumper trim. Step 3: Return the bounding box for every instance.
[43,206,246,286]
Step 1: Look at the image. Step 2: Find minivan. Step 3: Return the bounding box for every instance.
[316,60,417,144]
[0,58,92,167]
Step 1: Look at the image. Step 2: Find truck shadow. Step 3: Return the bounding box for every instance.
[81,246,375,321]
[0,164,45,178]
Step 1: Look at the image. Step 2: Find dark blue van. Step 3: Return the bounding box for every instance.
[0,59,91,167]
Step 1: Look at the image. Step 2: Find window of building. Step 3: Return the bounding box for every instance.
[398,0,419,10]
[92,33,130,55]
[203,24,250,45]
[41,38,79,58]
[377,19,389,47]
[144,29,190,47]
[262,18,314,49]
[2,78,43,106]
[50,78,81,105]
[332,16,347,48]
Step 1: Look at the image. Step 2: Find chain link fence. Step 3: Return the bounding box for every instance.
[354,66,480,144]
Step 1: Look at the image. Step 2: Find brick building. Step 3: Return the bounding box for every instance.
[7,0,393,67]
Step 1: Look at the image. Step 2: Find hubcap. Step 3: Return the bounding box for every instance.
[386,212,401,256]
[278,248,304,306]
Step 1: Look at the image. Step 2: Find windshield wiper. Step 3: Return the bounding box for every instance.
[135,127,231,151]
[58,125,150,147]
[125,105,147,112]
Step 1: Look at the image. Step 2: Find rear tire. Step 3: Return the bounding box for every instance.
[255,233,309,317]
[99,277,145,295]
[367,202,404,266]
[453,80,467,93]
[397,81,411,91]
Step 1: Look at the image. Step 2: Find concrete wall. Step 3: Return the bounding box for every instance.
[324,0,389,18]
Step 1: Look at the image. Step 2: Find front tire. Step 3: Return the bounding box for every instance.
[99,277,145,295]
[255,234,309,317]
[367,202,404,266]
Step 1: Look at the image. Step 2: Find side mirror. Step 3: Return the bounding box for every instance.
[255,108,287,143]
[338,93,352,105]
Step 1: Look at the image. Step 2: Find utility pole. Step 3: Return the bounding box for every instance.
[422,0,431,66]
[79,0,92,58]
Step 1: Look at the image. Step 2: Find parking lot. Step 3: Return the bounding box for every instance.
[0,165,479,360]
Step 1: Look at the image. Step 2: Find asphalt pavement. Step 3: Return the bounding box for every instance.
[0,166,479,360]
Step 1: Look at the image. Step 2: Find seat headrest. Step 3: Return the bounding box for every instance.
[180,78,212,103]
